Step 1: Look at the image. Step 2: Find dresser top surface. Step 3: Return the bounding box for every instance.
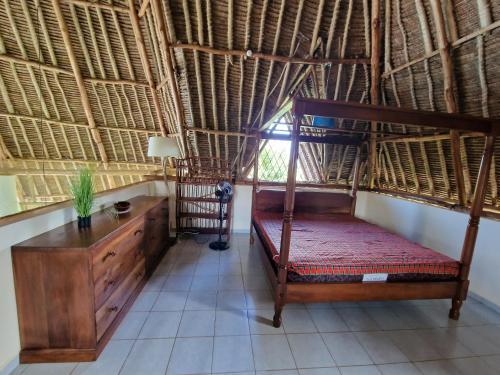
[12,195,166,250]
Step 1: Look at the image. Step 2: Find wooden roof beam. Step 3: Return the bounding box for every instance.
[260,132,361,146]
[293,98,499,135]
[138,0,151,17]
[129,0,168,136]
[430,0,466,206]
[51,0,108,163]
[172,43,370,65]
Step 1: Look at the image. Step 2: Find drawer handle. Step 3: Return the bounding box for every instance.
[134,229,143,236]
[102,251,116,262]
[108,306,118,312]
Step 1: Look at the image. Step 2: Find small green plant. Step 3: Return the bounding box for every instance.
[70,168,95,218]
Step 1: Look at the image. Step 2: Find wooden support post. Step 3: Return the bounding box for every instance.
[450,136,496,319]
[151,0,190,158]
[274,114,301,328]
[350,147,362,216]
[249,135,260,245]
[430,0,466,206]
[368,0,381,189]
[52,0,108,163]
[128,0,168,137]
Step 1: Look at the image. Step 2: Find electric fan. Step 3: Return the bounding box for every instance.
[209,181,233,250]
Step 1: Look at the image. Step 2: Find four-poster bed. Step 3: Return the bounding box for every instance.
[250,97,498,328]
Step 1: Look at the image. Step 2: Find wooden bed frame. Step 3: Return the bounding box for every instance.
[250,98,497,328]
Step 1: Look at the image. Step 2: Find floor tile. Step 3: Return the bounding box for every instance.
[282,309,317,333]
[339,365,382,375]
[309,309,349,333]
[213,335,255,373]
[167,337,213,375]
[387,330,442,361]
[190,275,219,291]
[112,311,148,340]
[219,261,243,275]
[130,291,159,312]
[120,338,174,375]
[321,332,372,366]
[376,362,421,375]
[337,308,381,331]
[217,290,247,310]
[248,309,284,334]
[195,262,220,276]
[215,309,249,335]
[185,291,217,310]
[178,310,216,337]
[251,334,296,371]
[138,311,182,339]
[453,326,499,355]
[298,368,341,375]
[482,354,500,372]
[72,340,133,375]
[143,275,167,292]
[256,371,299,375]
[162,275,193,291]
[449,357,499,375]
[245,289,275,309]
[22,363,77,375]
[152,291,188,311]
[416,328,473,358]
[355,332,408,364]
[287,333,335,368]
[219,274,244,290]
[414,359,459,375]
[363,307,409,331]
[243,274,270,290]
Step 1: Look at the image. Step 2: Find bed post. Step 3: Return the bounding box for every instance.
[350,147,362,216]
[450,135,496,319]
[273,113,302,328]
[250,135,260,245]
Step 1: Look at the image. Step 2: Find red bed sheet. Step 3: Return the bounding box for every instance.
[253,212,460,278]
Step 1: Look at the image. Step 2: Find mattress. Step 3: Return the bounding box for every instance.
[252,212,460,282]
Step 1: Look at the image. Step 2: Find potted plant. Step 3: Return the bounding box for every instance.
[70,168,95,229]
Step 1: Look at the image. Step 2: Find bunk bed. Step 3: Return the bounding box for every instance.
[250,97,498,328]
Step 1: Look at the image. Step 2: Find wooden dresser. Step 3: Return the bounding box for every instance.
[12,195,171,363]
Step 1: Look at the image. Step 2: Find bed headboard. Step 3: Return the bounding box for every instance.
[254,189,352,216]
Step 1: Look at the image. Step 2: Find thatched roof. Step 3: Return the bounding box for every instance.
[0,0,498,215]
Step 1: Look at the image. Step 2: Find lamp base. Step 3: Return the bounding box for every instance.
[209,240,230,251]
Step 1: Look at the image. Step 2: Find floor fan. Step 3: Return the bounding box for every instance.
[209,181,233,250]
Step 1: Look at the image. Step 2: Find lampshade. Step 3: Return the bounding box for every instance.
[147,136,180,158]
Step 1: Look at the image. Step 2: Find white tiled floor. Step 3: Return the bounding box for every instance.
[12,234,500,375]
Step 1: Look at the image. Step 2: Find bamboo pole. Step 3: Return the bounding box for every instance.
[52,0,108,163]
[129,0,168,137]
[368,0,381,189]
[430,0,466,206]
[151,0,189,157]
[172,43,369,65]
[249,135,260,244]
[350,147,362,216]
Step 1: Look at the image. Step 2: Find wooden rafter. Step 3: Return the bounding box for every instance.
[172,44,370,65]
[51,0,108,163]
[151,0,189,157]
[429,0,466,206]
[129,0,168,137]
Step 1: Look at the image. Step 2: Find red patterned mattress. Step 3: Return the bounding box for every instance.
[252,212,460,280]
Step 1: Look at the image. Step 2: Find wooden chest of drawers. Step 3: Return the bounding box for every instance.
[11,195,171,363]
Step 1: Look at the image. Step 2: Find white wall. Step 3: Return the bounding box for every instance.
[0,182,159,374]
[356,191,500,309]
[0,177,19,217]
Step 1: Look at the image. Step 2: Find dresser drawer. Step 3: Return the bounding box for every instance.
[95,258,145,341]
[94,245,144,310]
[92,219,145,280]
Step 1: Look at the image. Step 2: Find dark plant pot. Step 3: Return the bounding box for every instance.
[78,216,91,229]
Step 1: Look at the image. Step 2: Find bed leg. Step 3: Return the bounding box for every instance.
[273,307,283,328]
[249,225,255,245]
[449,298,463,320]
